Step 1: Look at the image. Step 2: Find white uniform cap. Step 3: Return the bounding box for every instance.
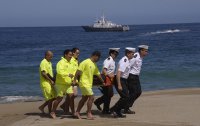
[109,48,120,52]
[138,45,149,50]
[125,47,136,52]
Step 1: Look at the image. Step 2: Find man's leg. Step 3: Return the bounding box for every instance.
[48,98,55,114]
[50,97,63,119]
[110,78,128,118]
[60,96,69,114]
[102,85,113,114]
[128,75,141,107]
[124,75,141,114]
[75,96,88,119]
[133,79,142,103]
[125,74,137,113]
[67,94,75,116]
[94,87,105,111]
[39,84,54,114]
[87,95,94,119]
[65,95,70,113]
[61,85,76,114]
[39,101,49,113]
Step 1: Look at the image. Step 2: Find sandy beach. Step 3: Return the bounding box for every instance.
[1,88,200,126]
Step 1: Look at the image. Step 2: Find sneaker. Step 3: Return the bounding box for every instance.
[124,109,135,114]
[112,111,126,118]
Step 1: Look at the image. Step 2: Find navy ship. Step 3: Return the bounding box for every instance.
[82,15,129,32]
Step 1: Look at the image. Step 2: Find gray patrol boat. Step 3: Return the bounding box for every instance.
[82,15,129,32]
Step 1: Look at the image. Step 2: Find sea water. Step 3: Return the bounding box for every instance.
[0,23,200,103]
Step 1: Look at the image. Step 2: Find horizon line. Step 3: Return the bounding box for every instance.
[0,22,199,28]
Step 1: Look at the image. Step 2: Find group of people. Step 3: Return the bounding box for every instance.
[39,45,148,120]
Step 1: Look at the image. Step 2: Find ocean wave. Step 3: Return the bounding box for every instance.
[0,96,43,104]
[142,29,190,36]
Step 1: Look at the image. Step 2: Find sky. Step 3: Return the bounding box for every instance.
[0,0,200,27]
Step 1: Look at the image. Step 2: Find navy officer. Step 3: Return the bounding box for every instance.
[94,48,120,114]
[125,45,149,114]
[110,47,135,118]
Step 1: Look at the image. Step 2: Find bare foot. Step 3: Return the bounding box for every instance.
[38,106,45,114]
[87,112,94,120]
[75,112,82,119]
[50,112,56,119]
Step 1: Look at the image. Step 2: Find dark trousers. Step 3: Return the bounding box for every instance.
[94,85,113,112]
[111,78,129,112]
[127,74,142,109]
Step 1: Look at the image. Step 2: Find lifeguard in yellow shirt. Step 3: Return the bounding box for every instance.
[50,49,74,119]
[39,51,55,114]
[73,51,105,120]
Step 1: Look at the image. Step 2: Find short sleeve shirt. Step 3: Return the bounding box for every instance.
[102,56,115,74]
[129,52,143,75]
[78,58,100,88]
[117,56,130,79]
[39,58,53,85]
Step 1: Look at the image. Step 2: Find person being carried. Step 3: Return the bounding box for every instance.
[39,50,56,114]
[73,51,105,120]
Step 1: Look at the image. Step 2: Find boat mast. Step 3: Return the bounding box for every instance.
[102,13,105,23]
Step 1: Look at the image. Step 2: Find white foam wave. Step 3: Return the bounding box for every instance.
[143,29,190,36]
[0,96,43,104]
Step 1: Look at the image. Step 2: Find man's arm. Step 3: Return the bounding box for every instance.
[41,71,54,86]
[103,68,115,79]
[116,70,122,91]
[102,68,107,75]
[72,70,82,86]
[96,74,105,86]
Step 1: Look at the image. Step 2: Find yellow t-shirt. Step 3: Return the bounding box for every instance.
[56,57,74,85]
[39,58,53,85]
[78,58,100,88]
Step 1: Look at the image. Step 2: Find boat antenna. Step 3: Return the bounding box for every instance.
[102,13,105,23]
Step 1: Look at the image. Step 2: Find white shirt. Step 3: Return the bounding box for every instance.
[102,56,115,75]
[129,52,143,75]
[117,56,130,79]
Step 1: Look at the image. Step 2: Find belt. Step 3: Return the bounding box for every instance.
[120,77,127,81]
[129,73,139,77]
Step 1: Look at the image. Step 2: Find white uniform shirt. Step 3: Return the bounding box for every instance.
[102,56,115,74]
[117,56,130,79]
[129,52,143,75]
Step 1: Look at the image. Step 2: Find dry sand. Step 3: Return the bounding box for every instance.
[0,88,200,126]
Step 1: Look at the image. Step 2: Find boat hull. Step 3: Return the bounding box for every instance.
[82,26,129,32]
